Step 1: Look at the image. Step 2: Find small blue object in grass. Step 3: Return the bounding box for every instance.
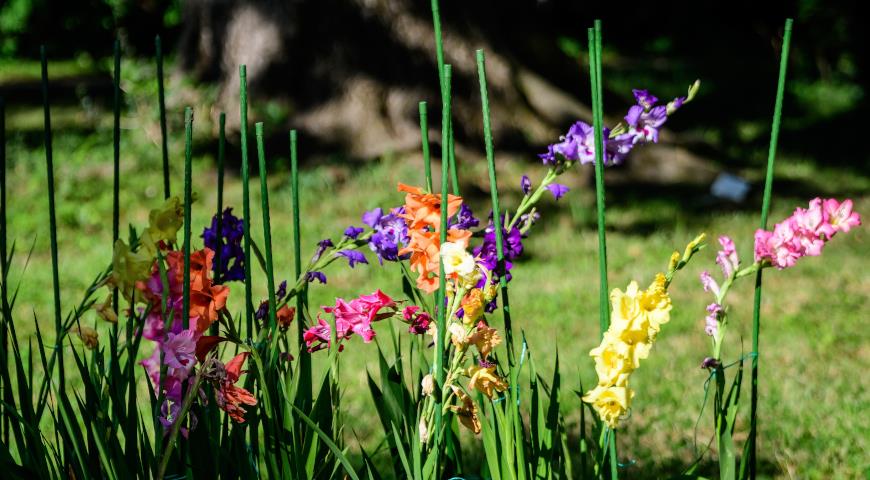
[711,173,750,203]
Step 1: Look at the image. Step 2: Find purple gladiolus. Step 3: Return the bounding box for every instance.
[338,249,368,268]
[450,204,480,230]
[312,238,334,262]
[344,226,364,239]
[306,271,327,284]
[363,207,410,264]
[202,208,246,283]
[546,183,570,200]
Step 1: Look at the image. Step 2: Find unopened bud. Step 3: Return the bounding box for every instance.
[421,374,434,396]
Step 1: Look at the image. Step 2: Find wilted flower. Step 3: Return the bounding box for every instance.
[73,325,99,350]
[94,294,118,323]
[448,386,481,434]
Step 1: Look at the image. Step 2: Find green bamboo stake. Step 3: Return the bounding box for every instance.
[255,123,278,331]
[182,107,194,331]
[433,63,452,475]
[112,39,121,320]
[475,50,514,364]
[290,129,311,403]
[589,22,617,480]
[41,46,65,383]
[419,102,433,192]
[156,36,170,199]
[589,23,609,336]
[748,18,793,479]
[430,0,459,196]
[210,113,226,335]
[239,66,254,336]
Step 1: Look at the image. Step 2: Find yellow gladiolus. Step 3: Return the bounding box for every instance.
[146,196,185,244]
[111,239,153,298]
[582,384,633,429]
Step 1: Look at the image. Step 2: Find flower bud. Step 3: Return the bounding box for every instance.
[483,284,498,302]
[421,374,434,396]
[418,418,430,443]
[667,251,681,273]
[682,233,707,263]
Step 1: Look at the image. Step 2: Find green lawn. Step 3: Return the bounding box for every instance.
[2,60,868,478]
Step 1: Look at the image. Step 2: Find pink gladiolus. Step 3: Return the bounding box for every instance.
[402,305,432,335]
[823,198,861,233]
[715,235,739,277]
[755,198,861,269]
[303,317,335,352]
[700,271,720,296]
[162,328,198,379]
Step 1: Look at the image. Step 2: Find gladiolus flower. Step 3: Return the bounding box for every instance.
[582,384,633,429]
[214,353,257,423]
[467,364,508,399]
[467,320,501,360]
[448,386,481,434]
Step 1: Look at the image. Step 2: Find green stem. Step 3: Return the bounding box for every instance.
[155,35,170,199]
[749,18,793,479]
[182,107,193,330]
[155,359,210,479]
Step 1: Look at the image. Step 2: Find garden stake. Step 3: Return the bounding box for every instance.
[589,21,618,480]
[255,123,278,332]
[112,39,122,318]
[748,18,793,479]
[210,112,226,336]
[419,102,433,192]
[434,62,453,476]
[476,50,514,366]
[239,66,255,336]
[430,0,459,196]
[156,35,170,199]
[290,129,312,404]
[182,107,193,331]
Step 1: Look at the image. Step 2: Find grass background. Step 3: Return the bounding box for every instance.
[2,58,868,479]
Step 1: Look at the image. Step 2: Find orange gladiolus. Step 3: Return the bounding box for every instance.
[397,183,464,231]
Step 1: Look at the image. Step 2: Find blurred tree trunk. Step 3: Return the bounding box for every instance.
[177,0,714,185]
